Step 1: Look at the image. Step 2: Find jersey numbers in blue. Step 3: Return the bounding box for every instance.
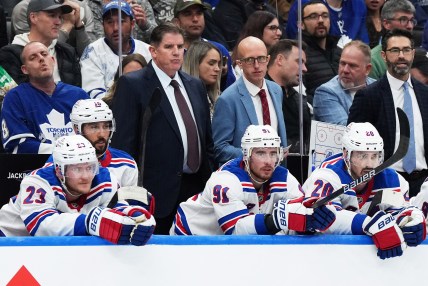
[212,185,230,204]
[311,180,334,198]
[23,186,47,204]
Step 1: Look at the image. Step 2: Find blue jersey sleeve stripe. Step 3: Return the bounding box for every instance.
[74,214,88,236]
[351,213,368,235]
[28,212,56,236]
[254,214,269,234]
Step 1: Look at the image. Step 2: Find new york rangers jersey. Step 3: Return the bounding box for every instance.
[45,147,138,188]
[1,82,89,154]
[0,165,118,237]
[303,153,409,234]
[171,157,304,235]
[80,37,152,99]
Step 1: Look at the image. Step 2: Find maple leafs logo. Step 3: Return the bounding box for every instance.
[39,109,74,143]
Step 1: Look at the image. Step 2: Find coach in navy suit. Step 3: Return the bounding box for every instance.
[348,29,428,197]
[212,36,287,166]
[111,23,214,234]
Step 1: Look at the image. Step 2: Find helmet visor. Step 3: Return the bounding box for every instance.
[64,162,99,179]
[349,151,383,169]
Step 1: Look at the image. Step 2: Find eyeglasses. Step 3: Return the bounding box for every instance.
[239,56,269,65]
[385,47,414,56]
[388,17,417,26]
[303,12,329,21]
[266,24,281,31]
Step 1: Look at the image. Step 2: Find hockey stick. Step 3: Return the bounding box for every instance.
[107,88,162,208]
[311,107,410,209]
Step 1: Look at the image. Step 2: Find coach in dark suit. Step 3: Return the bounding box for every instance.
[111,23,214,234]
[348,29,428,197]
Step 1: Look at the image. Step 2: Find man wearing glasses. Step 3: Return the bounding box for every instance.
[349,29,428,198]
[370,0,416,79]
[212,36,287,166]
[299,0,343,104]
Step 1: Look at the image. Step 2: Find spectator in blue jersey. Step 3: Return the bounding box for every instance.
[172,0,236,91]
[80,1,152,99]
[286,0,369,44]
[0,135,156,246]
[313,40,375,125]
[1,42,89,154]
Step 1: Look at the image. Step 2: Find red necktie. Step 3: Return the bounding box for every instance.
[170,80,200,172]
[258,89,271,125]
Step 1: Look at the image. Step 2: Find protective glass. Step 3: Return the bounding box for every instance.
[82,121,115,135]
[251,148,281,163]
[64,162,99,178]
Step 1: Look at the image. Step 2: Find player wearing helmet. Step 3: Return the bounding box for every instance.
[170,124,336,235]
[0,135,155,246]
[303,122,426,259]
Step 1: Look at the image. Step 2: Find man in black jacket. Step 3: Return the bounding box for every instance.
[0,0,81,87]
[300,0,342,104]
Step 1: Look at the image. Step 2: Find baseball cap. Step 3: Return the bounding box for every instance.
[27,0,73,15]
[102,1,134,19]
[174,0,207,17]
[412,48,428,76]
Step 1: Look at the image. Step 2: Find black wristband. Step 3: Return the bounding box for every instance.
[264,214,280,234]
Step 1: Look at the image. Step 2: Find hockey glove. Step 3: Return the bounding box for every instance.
[86,207,136,244]
[396,206,427,247]
[120,206,156,246]
[117,186,155,214]
[272,199,336,232]
[363,210,406,260]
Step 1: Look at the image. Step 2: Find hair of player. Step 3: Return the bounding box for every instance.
[150,22,184,47]
[267,39,307,68]
[381,0,415,21]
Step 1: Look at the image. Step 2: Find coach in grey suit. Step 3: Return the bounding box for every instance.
[348,29,428,197]
[212,36,287,166]
[111,23,214,234]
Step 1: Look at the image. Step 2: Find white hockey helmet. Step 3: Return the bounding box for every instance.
[342,122,384,162]
[241,125,282,160]
[53,135,99,180]
[70,99,115,138]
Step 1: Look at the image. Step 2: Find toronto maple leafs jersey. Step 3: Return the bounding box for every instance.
[1,82,89,154]
[0,165,117,237]
[171,157,304,235]
[302,153,409,234]
[45,147,138,188]
[80,37,152,99]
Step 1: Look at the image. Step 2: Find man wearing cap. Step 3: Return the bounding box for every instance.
[172,0,235,91]
[0,0,81,86]
[80,0,152,99]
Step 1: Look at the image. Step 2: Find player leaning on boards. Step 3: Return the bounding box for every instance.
[303,122,426,259]
[0,135,155,246]
[170,125,336,235]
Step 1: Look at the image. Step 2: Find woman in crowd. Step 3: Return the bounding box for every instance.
[183,41,222,119]
[365,0,385,48]
[104,53,147,107]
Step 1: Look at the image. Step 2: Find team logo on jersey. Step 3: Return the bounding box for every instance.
[39,109,74,143]
[2,119,9,139]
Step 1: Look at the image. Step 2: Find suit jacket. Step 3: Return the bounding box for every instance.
[212,76,287,165]
[111,62,214,217]
[348,74,428,162]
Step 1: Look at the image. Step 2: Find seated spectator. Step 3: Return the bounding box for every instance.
[299,0,343,104]
[410,47,428,84]
[213,0,282,50]
[128,0,158,43]
[172,0,235,91]
[232,11,283,77]
[0,134,156,246]
[0,5,7,48]
[1,42,89,154]
[80,1,151,99]
[266,39,311,154]
[212,36,287,166]
[171,124,336,235]
[365,0,385,48]
[0,0,81,86]
[313,40,375,125]
[182,41,222,118]
[11,0,97,57]
[104,53,147,107]
[286,0,369,44]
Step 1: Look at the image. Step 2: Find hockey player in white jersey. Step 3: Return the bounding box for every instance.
[0,135,155,246]
[303,122,426,259]
[170,125,336,235]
